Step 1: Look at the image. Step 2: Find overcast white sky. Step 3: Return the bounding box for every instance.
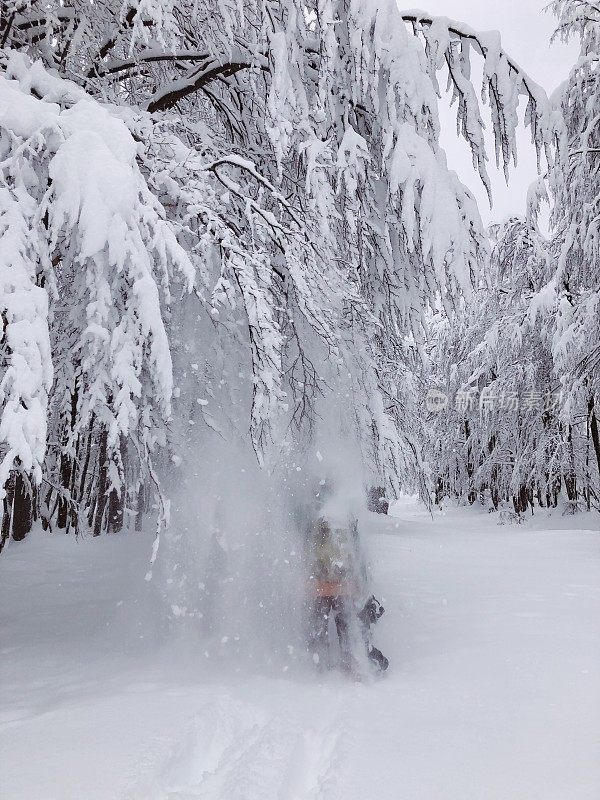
[403,0,579,222]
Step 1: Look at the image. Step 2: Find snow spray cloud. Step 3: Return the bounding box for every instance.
[155,296,374,674]
[160,433,310,674]
[157,407,371,675]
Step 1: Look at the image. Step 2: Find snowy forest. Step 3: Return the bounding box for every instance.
[0,0,599,797]
[1,0,598,548]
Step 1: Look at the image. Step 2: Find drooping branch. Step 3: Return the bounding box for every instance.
[11,7,76,34]
[85,5,152,78]
[402,9,551,179]
[0,0,38,47]
[88,46,210,80]
[203,155,303,228]
[401,10,546,110]
[146,53,268,113]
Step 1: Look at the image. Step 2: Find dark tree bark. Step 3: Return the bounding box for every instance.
[107,436,127,533]
[589,395,600,482]
[512,484,529,515]
[11,472,33,541]
[536,485,544,507]
[434,475,445,506]
[78,415,95,502]
[92,427,109,537]
[1,493,11,552]
[552,475,561,507]
[464,420,477,504]
[564,426,578,503]
[107,486,124,533]
[135,483,146,532]
[564,475,578,503]
[56,455,72,529]
[488,435,499,509]
[57,384,79,530]
[490,480,499,510]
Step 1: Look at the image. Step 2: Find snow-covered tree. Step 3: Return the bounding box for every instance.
[543,0,600,495]
[0,1,553,545]
[427,217,572,514]
[427,0,600,514]
[0,56,194,543]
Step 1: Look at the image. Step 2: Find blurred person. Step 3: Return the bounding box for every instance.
[307,479,388,675]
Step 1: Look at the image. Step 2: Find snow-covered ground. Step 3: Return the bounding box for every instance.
[1,504,599,800]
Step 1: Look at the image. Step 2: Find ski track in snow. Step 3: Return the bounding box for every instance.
[133,700,345,800]
[124,693,351,800]
[1,503,599,800]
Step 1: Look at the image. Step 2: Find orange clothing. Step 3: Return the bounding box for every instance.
[311,578,356,598]
[309,516,360,599]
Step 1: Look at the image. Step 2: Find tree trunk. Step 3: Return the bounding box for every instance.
[464,420,476,504]
[11,472,33,541]
[57,385,79,530]
[56,452,73,529]
[107,436,127,533]
[512,484,529,515]
[564,426,578,503]
[93,427,109,537]
[552,475,561,507]
[488,435,499,509]
[135,483,146,532]
[564,474,577,501]
[527,485,534,512]
[1,494,11,553]
[589,396,600,481]
[79,415,95,505]
[434,475,445,506]
[107,486,125,533]
[536,485,544,507]
[490,482,499,510]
